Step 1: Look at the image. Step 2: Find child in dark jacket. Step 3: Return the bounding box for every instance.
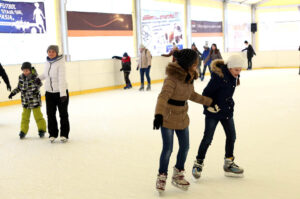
[8,62,46,139]
[112,52,132,89]
[192,55,245,179]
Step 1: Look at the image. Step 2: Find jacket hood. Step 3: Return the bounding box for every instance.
[47,55,63,63]
[166,62,198,82]
[211,59,226,78]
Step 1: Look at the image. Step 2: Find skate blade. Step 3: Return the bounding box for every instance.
[192,174,201,182]
[171,182,189,191]
[224,172,244,178]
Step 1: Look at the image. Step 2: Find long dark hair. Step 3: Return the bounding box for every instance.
[209,43,219,56]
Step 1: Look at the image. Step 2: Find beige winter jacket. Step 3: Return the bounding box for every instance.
[155,62,213,130]
[138,48,152,69]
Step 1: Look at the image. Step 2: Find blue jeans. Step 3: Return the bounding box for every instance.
[140,67,151,86]
[196,117,236,160]
[159,127,189,174]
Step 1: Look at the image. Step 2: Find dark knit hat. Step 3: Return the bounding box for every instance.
[173,49,198,70]
[123,52,128,57]
[21,62,32,70]
[47,45,59,55]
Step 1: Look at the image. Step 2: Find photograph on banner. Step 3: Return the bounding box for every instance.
[0,1,46,33]
[141,10,184,56]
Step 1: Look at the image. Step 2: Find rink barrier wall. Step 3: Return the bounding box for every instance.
[0,51,299,107]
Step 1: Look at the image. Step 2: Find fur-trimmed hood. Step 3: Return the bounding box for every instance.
[166,62,198,83]
[211,59,226,78]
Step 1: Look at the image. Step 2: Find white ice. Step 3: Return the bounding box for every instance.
[0,69,300,199]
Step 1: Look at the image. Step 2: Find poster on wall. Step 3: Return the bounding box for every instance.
[191,20,223,36]
[67,11,133,37]
[0,1,46,33]
[141,10,184,55]
[228,23,250,52]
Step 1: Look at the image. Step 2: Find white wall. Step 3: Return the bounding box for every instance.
[1,51,299,103]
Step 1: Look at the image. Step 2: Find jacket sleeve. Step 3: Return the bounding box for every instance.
[217,51,223,59]
[155,78,176,115]
[11,77,22,95]
[250,45,256,55]
[161,51,173,57]
[146,50,152,66]
[58,60,67,97]
[0,63,10,87]
[202,73,221,102]
[112,56,122,60]
[39,63,47,81]
[189,88,212,106]
[204,54,211,65]
[242,47,248,52]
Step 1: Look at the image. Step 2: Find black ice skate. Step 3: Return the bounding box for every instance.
[38,130,45,138]
[19,131,26,139]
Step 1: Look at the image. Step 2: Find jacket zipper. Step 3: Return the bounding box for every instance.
[48,62,53,91]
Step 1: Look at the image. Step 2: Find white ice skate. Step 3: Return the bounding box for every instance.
[192,159,204,181]
[60,136,68,143]
[49,137,55,143]
[223,157,244,178]
[156,174,167,194]
[171,167,190,191]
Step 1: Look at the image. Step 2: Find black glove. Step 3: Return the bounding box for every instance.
[35,78,41,85]
[136,66,139,71]
[7,84,11,91]
[148,65,151,69]
[153,114,163,130]
[60,96,68,103]
[120,68,123,71]
[8,93,14,99]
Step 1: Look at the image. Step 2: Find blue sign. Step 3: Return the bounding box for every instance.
[166,44,183,53]
[0,1,46,33]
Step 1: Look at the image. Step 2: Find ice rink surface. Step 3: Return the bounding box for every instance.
[0,69,299,199]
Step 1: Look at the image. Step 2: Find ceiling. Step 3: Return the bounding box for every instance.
[227,0,265,5]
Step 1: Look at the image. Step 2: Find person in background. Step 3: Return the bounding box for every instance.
[0,63,11,92]
[8,62,46,139]
[242,40,256,70]
[192,55,245,181]
[161,43,179,62]
[137,44,152,91]
[298,45,300,75]
[36,45,69,143]
[112,52,132,89]
[153,49,213,193]
[191,43,202,79]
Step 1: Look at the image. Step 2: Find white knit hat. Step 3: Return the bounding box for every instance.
[139,44,145,49]
[226,54,246,69]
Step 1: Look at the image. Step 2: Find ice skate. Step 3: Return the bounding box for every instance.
[146,84,151,91]
[19,131,26,139]
[38,130,45,138]
[171,167,190,191]
[139,85,144,91]
[49,137,56,143]
[223,157,244,178]
[192,159,204,180]
[156,173,167,193]
[60,136,68,143]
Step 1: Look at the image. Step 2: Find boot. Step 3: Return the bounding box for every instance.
[192,159,204,180]
[19,131,26,139]
[156,173,167,193]
[171,167,190,191]
[146,84,151,91]
[38,130,45,138]
[139,84,144,91]
[224,157,244,177]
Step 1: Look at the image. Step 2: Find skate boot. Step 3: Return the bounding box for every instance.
[223,157,244,177]
[38,130,45,138]
[128,83,132,89]
[19,131,26,139]
[146,84,151,91]
[123,85,129,89]
[49,137,56,143]
[139,85,144,91]
[60,136,68,143]
[192,159,204,180]
[156,173,167,193]
[171,167,190,191]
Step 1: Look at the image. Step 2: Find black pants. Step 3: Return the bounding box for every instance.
[247,57,253,70]
[196,117,236,160]
[123,72,131,85]
[202,64,211,79]
[45,91,70,138]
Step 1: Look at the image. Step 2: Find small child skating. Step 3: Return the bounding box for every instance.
[153,49,213,193]
[8,62,46,139]
[192,55,245,180]
[112,52,132,89]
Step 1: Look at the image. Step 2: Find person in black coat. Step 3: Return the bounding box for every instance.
[0,63,11,91]
[242,40,256,70]
[192,55,246,179]
[112,52,132,89]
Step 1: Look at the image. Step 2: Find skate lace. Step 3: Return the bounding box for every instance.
[229,162,239,168]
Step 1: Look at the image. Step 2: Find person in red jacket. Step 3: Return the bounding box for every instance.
[112,52,132,89]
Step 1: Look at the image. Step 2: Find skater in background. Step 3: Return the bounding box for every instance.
[191,43,202,79]
[161,43,179,62]
[112,52,132,89]
[36,45,69,143]
[242,40,256,70]
[200,44,211,81]
[8,62,46,139]
[153,49,213,193]
[192,55,245,180]
[298,45,300,75]
[0,63,11,92]
[137,44,152,91]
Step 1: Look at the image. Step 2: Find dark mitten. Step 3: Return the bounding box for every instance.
[153,114,163,130]
[35,78,41,85]
[60,96,68,103]
[8,93,14,99]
